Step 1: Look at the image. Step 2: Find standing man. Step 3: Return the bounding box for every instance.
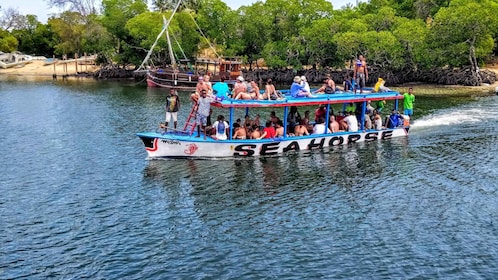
[196,89,215,139]
[353,55,368,94]
[165,89,180,132]
[403,87,415,117]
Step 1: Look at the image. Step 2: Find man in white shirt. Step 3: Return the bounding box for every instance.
[312,117,332,134]
[344,112,359,132]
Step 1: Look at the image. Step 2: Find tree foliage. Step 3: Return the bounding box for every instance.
[1,0,498,75]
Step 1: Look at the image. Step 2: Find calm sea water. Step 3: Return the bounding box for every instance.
[1,77,497,279]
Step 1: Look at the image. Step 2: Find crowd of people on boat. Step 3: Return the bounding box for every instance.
[158,54,416,139]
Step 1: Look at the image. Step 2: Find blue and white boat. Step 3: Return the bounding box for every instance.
[137,90,409,159]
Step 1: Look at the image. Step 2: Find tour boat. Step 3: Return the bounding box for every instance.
[136,90,409,159]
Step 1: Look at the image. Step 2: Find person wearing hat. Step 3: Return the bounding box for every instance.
[290,76,313,98]
[300,76,311,93]
[232,76,247,99]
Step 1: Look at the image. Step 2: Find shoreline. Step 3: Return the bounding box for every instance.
[2,61,497,96]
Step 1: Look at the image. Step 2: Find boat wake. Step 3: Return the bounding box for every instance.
[411,108,488,129]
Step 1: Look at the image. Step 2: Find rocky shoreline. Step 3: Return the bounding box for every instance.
[2,60,497,94]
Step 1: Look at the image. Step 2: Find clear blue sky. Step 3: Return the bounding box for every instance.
[0,0,356,23]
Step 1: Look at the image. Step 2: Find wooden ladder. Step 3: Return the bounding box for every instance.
[183,103,198,135]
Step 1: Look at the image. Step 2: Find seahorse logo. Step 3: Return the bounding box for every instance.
[184,143,198,155]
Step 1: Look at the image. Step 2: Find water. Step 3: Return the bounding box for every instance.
[1,77,497,279]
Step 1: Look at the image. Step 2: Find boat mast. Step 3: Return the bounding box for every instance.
[166,26,177,70]
[136,0,182,71]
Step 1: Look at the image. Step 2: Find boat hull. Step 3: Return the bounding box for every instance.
[137,128,409,159]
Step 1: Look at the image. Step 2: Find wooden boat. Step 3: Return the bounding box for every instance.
[136,1,242,90]
[136,90,409,159]
[0,51,33,69]
[146,57,242,90]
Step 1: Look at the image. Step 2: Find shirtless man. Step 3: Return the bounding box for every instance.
[329,115,340,133]
[235,80,260,100]
[191,76,211,102]
[353,55,368,94]
[232,123,247,139]
[314,77,336,94]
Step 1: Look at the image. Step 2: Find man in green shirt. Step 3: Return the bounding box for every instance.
[403,87,415,117]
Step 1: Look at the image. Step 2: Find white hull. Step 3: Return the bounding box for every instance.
[137,127,409,159]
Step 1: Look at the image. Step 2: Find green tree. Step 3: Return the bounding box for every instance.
[428,0,498,77]
[11,15,57,56]
[48,11,86,55]
[0,28,18,52]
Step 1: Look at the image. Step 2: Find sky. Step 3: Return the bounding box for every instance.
[0,0,356,23]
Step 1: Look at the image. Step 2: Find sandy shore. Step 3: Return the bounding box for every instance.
[0,60,99,77]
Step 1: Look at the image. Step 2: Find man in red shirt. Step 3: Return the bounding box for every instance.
[259,121,276,139]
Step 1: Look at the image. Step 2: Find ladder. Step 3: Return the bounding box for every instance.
[183,103,198,135]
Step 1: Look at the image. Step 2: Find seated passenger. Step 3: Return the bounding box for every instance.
[329,115,340,133]
[212,77,231,99]
[343,72,353,92]
[275,120,284,137]
[314,76,336,94]
[259,121,276,139]
[261,79,277,100]
[250,124,262,139]
[343,111,359,132]
[269,111,280,125]
[385,109,404,129]
[374,77,392,92]
[290,76,313,98]
[232,76,247,99]
[294,124,310,136]
[302,110,314,132]
[373,110,383,130]
[232,123,247,139]
[212,115,229,140]
[312,117,331,134]
[234,80,260,100]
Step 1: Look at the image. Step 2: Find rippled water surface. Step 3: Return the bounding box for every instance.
[1,77,497,279]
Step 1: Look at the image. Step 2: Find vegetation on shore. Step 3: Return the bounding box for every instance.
[1,0,498,86]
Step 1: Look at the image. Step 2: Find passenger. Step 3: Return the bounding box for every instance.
[373,110,383,130]
[191,76,210,102]
[366,101,375,116]
[234,80,260,100]
[253,114,261,128]
[385,109,404,129]
[244,114,253,128]
[232,76,247,99]
[251,124,262,139]
[164,88,180,132]
[196,89,215,139]
[294,124,310,136]
[343,72,353,92]
[314,104,326,122]
[269,111,280,125]
[261,78,277,100]
[259,121,276,139]
[275,120,285,137]
[345,102,355,114]
[329,115,340,133]
[314,76,336,94]
[287,106,301,134]
[376,99,386,113]
[342,111,359,132]
[204,74,213,94]
[353,55,368,94]
[232,123,247,139]
[312,117,331,134]
[212,115,229,140]
[300,76,311,93]
[212,77,231,99]
[302,110,314,132]
[364,113,372,130]
[290,76,313,98]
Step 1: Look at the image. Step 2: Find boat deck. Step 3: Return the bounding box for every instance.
[212,91,403,108]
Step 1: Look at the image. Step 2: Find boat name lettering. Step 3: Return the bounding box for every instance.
[161,139,181,145]
[233,131,394,157]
